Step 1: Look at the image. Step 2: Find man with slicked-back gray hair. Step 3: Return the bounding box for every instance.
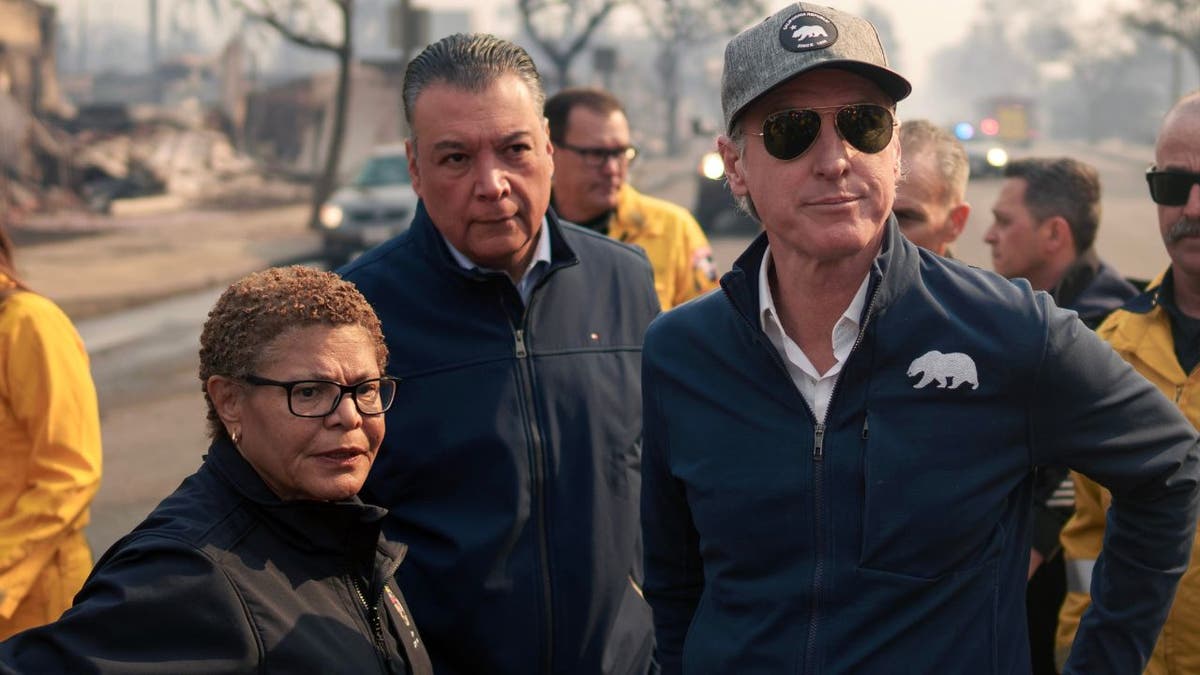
[341,33,659,675]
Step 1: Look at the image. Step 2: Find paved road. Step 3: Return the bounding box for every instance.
[78,138,1165,556]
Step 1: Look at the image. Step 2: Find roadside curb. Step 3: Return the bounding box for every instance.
[20,203,317,322]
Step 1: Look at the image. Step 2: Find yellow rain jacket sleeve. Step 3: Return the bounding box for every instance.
[609,185,719,310]
[0,285,102,636]
[1056,272,1200,674]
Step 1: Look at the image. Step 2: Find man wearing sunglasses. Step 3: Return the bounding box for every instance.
[544,87,719,310]
[1057,91,1200,675]
[639,4,1199,674]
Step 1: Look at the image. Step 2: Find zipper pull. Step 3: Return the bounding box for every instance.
[814,423,825,459]
[861,415,869,440]
[514,328,528,358]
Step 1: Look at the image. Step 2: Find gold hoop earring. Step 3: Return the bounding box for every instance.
[231,429,240,445]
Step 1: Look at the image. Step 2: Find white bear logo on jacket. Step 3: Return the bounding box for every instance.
[906,350,979,390]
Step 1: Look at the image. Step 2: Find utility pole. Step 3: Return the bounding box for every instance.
[148,0,159,71]
[76,0,87,73]
[1169,44,1183,109]
[399,0,411,61]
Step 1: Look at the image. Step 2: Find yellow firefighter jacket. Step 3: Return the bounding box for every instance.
[608,185,718,310]
[1057,272,1200,674]
[0,275,101,638]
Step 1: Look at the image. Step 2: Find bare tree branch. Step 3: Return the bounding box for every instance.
[565,0,620,57]
[518,0,623,88]
[1124,0,1200,74]
[232,0,341,53]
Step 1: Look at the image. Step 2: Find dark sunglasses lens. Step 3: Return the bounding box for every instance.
[762,110,821,160]
[837,105,894,154]
[1148,172,1197,206]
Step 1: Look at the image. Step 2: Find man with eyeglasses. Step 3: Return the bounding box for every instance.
[340,34,660,675]
[1057,91,1200,675]
[639,4,1199,674]
[545,88,718,310]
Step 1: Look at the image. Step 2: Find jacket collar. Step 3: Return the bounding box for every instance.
[1049,247,1102,309]
[206,437,398,560]
[1120,268,1169,315]
[720,214,915,327]
[1093,268,1188,384]
[409,199,580,281]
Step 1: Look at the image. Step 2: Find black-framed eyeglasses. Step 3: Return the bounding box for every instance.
[748,103,897,161]
[243,375,399,418]
[1146,167,1200,206]
[557,142,638,167]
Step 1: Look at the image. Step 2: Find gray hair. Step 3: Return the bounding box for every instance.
[403,33,545,132]
[898,119,969,204]
[725,124,761,222]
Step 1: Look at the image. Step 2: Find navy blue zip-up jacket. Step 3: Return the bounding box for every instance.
[341,202,659,675]
[641,220,1200,674]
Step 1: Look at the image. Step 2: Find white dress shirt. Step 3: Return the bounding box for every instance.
[758,245,870,422]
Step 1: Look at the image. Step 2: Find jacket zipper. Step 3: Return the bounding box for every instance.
[514,321,555,674]
[353,576,389,672]
[801,279,881,674]
[719,275,879,672]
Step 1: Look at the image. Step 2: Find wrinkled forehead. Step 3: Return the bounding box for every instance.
[1156,109,1200,169]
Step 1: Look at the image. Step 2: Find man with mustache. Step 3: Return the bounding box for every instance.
[1057,91,1200,674]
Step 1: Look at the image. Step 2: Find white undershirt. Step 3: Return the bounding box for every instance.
[444,217,553,305]
[758,245,870,423]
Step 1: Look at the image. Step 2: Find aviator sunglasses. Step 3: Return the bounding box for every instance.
[1146,167,1200,206]
[749,103,897,161]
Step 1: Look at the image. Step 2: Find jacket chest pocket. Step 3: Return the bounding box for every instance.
[857,412,1019,579]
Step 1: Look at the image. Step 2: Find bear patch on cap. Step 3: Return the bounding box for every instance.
[779,11,838,52]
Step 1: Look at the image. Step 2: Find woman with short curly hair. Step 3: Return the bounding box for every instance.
[1,265,431,674]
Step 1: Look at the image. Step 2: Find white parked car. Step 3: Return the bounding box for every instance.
[316,144,417,267]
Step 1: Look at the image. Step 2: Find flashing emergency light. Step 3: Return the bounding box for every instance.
[954,122,975,141]
[980,118,1000,136]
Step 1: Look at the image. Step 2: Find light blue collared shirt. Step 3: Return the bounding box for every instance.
[443,217,553,305]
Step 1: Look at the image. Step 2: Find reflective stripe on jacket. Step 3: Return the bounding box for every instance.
[1057,270,1200,674]
[610,185,718,310]
[0,283,101,637]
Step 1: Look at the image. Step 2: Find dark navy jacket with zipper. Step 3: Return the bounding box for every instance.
[641,219,1200,675]
[341,202,660,675]
[0,438,432,675]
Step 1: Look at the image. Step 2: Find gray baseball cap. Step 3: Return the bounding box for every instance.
[722,2,912,133]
